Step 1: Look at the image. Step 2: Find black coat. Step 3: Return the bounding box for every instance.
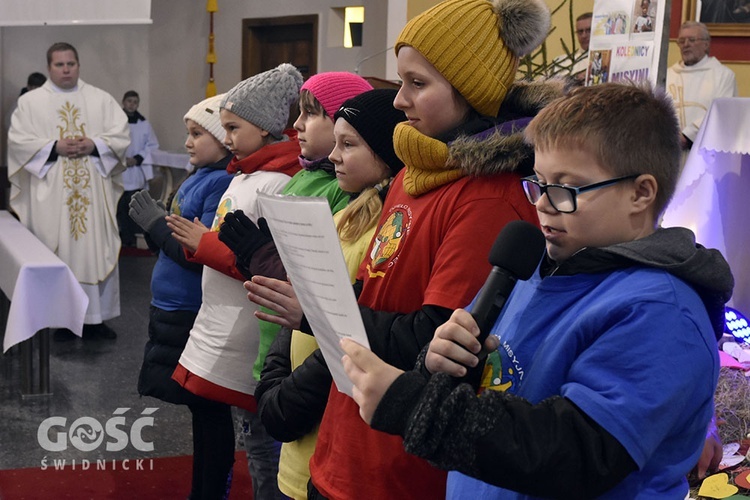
[138,306,209,407]
[255,327,332,442]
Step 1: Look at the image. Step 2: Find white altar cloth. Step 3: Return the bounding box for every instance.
[151,149,192,171]
[0,210,88,352]
[662,97,750,316]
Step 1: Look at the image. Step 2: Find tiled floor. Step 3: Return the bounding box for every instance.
[0,254,194,470]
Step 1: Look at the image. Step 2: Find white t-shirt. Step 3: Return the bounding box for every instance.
[178,169,291,395]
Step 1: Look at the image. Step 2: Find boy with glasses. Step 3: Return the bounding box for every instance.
[341,83,734,498]
[667,21,736,151]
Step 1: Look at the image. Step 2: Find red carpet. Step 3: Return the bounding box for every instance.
[0,452,252,499]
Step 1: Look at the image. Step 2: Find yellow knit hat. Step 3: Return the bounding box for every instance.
[395,0,550,117]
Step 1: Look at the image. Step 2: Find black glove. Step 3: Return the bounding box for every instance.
[257,217,272,239]
[218,210,273,264]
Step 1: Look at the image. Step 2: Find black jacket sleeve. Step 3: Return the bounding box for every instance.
[245,241,287,281]
[298,303,452,372]
[146,217,202,273]
[352,279,363,298]
[358,304,453,371]
[255,328,332,443]
[371,372,637,499]
[296,276,451,371]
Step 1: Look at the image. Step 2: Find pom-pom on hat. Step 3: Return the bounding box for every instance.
[300,72,374,121]
[184,93,229,149]
[334,88,406,176]
[395,0,550,117]
[221,63,303,139]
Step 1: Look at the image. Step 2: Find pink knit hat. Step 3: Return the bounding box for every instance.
[300,72,373,121]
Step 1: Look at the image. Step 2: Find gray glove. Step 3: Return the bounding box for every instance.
[128,190,167,233]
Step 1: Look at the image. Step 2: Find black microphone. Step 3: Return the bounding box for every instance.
[460,220,546,389]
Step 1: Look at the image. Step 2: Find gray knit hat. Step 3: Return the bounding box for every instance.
[184,93,229,149]
[221,63,303,140]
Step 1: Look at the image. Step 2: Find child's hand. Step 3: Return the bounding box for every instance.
[692,417,722,481]
[244,275,303,329]
[425,308,499,377]
[341,338,404,425]
[166,215,208,253]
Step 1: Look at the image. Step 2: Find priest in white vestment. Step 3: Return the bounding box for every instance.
[8,42,130,338]
[548,12,591,82]
[666,21,737,150]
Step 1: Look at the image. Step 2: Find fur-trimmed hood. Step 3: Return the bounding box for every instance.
[447,78,569,178]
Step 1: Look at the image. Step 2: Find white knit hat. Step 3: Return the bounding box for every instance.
[184,93,228,148]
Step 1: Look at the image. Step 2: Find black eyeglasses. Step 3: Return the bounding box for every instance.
[520,174,641,213]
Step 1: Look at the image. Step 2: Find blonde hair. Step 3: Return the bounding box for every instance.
[336,178,390,243]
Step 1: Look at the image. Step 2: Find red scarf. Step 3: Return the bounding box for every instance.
[226,129,302,178]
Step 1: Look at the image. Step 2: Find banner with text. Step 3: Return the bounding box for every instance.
[588,0,667,86]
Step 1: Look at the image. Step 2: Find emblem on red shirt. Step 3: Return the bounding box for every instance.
[366,206,409,278]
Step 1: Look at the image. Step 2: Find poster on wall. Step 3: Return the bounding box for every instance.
[588,0,667,87]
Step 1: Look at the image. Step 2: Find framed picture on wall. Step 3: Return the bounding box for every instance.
[687,0,750,36]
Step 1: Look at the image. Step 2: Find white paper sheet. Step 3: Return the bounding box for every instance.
[257,193,370,396]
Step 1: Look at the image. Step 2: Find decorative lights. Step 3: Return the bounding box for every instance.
[726,306,750,344]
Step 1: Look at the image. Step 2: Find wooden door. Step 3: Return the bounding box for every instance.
[242,15,317,80]
[242,15,317,128]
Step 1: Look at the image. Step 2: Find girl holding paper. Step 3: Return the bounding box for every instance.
[254,88,407,500]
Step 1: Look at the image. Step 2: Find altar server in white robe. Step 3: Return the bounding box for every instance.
[667,21,737,151]
[8,42,130,338]
[117,90,159,247]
